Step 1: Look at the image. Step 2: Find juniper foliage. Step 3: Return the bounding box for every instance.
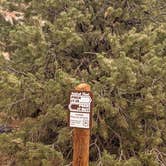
[0,0,166,165]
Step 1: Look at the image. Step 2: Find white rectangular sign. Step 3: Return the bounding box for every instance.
[69,92,92,113]
[70,112,90,128]
[68,90,93,129]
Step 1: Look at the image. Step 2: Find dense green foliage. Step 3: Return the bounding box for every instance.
[0,0,166,165]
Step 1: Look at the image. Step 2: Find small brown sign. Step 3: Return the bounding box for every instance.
[68,90,93,129]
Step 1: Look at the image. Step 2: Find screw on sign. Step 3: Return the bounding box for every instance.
[68,83,93,166]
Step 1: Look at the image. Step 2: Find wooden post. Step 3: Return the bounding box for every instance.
[72,83,91,166]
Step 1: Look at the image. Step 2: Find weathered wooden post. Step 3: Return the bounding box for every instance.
[68,83,93,166]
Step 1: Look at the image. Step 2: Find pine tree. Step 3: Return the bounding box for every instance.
[0,0,166,165]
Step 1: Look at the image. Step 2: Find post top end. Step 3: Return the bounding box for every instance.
[75,83,91,91]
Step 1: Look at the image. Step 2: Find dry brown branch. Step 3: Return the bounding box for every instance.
[151,148,166,166]
[0,8,24,25]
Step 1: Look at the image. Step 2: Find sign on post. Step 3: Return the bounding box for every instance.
[68,91,93,129]
[69,84,93,166]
